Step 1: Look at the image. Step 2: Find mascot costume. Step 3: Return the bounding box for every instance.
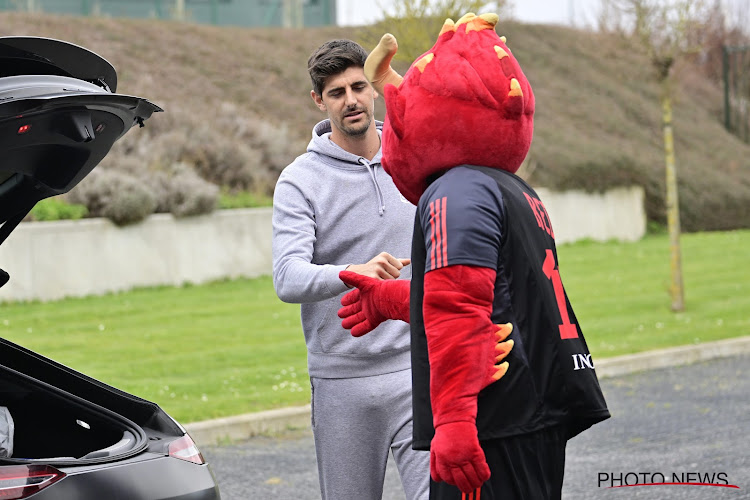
[338,13,610,499]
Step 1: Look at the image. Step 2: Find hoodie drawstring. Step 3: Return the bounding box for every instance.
[360,158,386,216]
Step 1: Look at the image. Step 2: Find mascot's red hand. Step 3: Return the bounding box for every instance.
[430,421,489,494]
[425,265,513,493]
[338,271,411,337]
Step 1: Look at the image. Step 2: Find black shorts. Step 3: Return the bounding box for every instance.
[429,425,567,500]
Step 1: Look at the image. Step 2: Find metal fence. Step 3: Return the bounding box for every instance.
[0,0,336,27]
[723,45,750,144]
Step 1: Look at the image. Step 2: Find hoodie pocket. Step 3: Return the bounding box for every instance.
[314,296,359,354]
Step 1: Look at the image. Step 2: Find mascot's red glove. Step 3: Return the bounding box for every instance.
[425,265,513,493]
[337,271,410,336]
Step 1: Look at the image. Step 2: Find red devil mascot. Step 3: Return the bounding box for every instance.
[338,13,610,499]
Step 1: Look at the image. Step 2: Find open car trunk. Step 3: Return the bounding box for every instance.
[0,38,169,464]
[0,37,174,467]
[0,338,185,465]
[2,367,144,462]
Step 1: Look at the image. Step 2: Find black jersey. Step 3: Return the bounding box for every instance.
[410,166,610,450]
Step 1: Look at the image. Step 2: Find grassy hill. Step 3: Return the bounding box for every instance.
[2,11,749,231]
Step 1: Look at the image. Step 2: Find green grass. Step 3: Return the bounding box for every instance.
[1,230,748,423]
[0,277,307,424]
[558,230,750,356]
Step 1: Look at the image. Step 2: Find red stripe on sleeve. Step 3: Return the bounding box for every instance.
[429,200,437,271]
[440,196,448,266]
[429,197,449,269]
[433,199,443,268]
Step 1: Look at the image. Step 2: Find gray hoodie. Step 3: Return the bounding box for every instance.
[272,119,415,379]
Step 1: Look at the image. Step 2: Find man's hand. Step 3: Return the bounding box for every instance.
[344,252,410,283]
[430,421,490,493]
[338,272,411,336]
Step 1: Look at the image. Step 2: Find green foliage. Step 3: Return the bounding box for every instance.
[1,231,748,422]
[359,0,505,63]
[219,190,273,209]
[29,198,88,221]
[646,220,667,234]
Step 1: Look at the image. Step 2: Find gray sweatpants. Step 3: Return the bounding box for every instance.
[311,368,430,500]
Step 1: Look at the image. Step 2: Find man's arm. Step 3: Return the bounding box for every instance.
[272,172,348,304]
[272,172,410,304]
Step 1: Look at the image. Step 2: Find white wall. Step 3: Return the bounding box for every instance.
[0,208,272,302]
[0,187,645,303]
[538,186,646,244]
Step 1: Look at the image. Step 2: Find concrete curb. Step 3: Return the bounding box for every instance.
[186,405,312,446]
[185,336,750,446]
[595,335,750,378]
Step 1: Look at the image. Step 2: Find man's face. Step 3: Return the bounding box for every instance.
[312,66,377,138]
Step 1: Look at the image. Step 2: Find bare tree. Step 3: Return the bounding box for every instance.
[605,0,713,312]
[598,0,627,33]
[359,0,507,63]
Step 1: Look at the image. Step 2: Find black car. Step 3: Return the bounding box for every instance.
[0,37,221,499]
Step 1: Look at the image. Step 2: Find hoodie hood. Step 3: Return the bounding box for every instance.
[307,119,384,167]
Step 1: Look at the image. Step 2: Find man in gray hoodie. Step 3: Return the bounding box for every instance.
[272,40,429,499]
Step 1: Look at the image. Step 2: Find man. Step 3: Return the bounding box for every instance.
[272,39,429,500]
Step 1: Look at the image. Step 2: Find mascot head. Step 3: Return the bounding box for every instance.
[365,13,535,204]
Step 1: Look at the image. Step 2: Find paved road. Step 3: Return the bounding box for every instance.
[202,355,749,499]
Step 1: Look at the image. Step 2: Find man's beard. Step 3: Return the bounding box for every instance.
[338,108,371,137]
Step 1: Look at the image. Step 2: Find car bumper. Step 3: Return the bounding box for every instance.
[28,453,221,499]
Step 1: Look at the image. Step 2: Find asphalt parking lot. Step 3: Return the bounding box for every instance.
[202,353,749,499]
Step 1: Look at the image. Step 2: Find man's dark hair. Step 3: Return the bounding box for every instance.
[308,39,368,96]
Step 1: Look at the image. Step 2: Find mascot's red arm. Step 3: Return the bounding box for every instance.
[424,265,512,493]
[338,266,513,493]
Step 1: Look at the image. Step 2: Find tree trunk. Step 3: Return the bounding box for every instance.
[661,93,685,312]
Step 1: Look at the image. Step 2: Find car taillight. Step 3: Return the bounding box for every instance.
[168,434,206,465]
[0,465,65,499]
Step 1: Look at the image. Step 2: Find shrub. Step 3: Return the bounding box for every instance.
[183,105,304,195]
[68,169,157,226]
[70,160,220,222]
[151,162,220,217]
[234,113,306,188]
[97,102,302,206]
[181,126,265,190]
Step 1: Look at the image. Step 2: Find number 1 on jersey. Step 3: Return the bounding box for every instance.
[542,249,579,339]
